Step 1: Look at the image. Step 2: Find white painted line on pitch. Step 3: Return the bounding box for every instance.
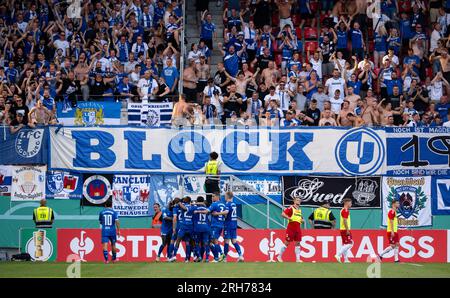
[401,263,424,267]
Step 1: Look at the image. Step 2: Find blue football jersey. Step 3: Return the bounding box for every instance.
[209,201,227,228]
[193,205,211,232]
[181,203,194,229]
[160,207,173,234]
[225,201,238,229]
[99,208,119,236]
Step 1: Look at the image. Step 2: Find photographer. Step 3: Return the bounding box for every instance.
[407,80,430,115]
[222,83,243,124]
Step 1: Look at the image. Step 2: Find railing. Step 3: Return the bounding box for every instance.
[178,174,286,229]
[179,0,186,96]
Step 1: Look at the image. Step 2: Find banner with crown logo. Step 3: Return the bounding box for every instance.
[282,176,381,208]
[56,101,121,126]
[112,175,151,217]
[11,166,46,201]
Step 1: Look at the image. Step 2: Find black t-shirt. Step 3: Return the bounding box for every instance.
[214,70,228,93]
[90,80,108,96]
[223,92,243,114]
[61,78,80,100]
[10,104,29,124]
[320,41,335,63]
[411,89,429,113]
[305,108,321,126]
[157,82,169,96]
[257,55,274,70]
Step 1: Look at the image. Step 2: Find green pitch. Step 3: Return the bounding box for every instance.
[0,262,449,278]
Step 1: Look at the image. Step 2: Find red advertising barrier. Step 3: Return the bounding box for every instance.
[57,229,450,262]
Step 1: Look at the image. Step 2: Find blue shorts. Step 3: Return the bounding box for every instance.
[223,228,237,240]
[177,228,193,241]
[194,231,210,244]
[101,234,117,244]
[210,227,223,240]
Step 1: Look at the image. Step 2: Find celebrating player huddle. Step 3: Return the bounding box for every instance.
[157,191,244,263]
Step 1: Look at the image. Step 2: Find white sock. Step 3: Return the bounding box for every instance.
[394,247,399,261]
[380,246,393,257]
[343,243,353,261]
[279,245,287,258]
[295,246,301,261]
[337,245,346,257]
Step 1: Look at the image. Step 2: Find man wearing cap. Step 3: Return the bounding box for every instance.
[33,199,55,228]
[10,110,29,133]
[308,203,336,229]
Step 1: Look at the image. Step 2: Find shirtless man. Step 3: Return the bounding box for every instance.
[337,100,353,126]
[344,86,361,110]
[278,0,294,30]
[346,112,365,127]
[364,88,377,107]
[183,60,198,103]
[360,99,378,126]
[261,61,280,88]
[319,109,338,126]
[28,99,55,126]
[331,0,347,23]
[196,55,211,102]
[172,94,191,127]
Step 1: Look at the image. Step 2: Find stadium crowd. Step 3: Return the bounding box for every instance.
[178,0,450,128]
[0,0,183,130]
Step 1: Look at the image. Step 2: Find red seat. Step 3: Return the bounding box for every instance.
[368,41,375,52]
[304,41,318,53]
[272,14,279,27]
[304,27,318,40]
[292,14,301,27]
[398,0,412,13]
[309,0,319,13]
[275,54,282,66]
[295,27,302,39]
[272,40,280,53]
[426,67,433,78]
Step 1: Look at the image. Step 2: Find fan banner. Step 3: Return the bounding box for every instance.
[48,126,386,176]
[0,165,12,196]
[11,165,46,201]
[81,174,113,206]
[283,176,381,208]
[382,176,432,228]
[112,175,151,217]
[45,171,83,199]
[56,228,449,263]
[385,127,450,176]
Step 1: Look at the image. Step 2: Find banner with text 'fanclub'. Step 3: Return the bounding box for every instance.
[112,175,151,217]
[382,176,432,228]
[11,166,46,201]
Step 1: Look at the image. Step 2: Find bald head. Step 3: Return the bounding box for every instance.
[40,199,47,206]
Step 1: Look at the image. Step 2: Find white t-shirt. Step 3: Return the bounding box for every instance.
[309,57,322,79]
[443,121,450,127]
[53,39,70,56]
[325,77,346,100]
[330,97,343,114]
[429,81,444,101]
[264,93,281,106]
[137,78,158,98]
[382,54,399,67]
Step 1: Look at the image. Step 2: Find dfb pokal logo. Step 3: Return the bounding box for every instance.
[15,129,44,158]
[259,231,285,262]
[335,128,384,176]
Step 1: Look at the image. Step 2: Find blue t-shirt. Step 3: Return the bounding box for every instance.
[403,55,420,75]
[350,29,363,49]
[162,66,179,89]
[180,203,194,230]
[41,96,55,110]
[400,19,412,39]
[224,52,239,77]
[224,201,238,230]
[160,207,173,235]
[208,201,227,228]
[193,205,211,233]
[201,21,216,40]
[374,32,387,52]
[99,208,119,236]
[172,205,182,229]
[336,29,348,49]
[347,81,362,95]
[436,103,450,121]
[385,78,403,96]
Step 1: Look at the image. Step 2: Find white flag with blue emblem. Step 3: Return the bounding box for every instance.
[128,102,173,126]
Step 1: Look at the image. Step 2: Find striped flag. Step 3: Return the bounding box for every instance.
[128,102,173,127]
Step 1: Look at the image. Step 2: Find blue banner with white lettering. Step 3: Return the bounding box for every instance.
[431,176,450,215]
[0,126,47,164]
[56,101,122,126]
[386,127,450,176]
[48,126,387,176]
[46,170,83,199]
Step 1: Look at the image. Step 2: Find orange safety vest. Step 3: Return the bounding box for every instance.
[152,211,162,226]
